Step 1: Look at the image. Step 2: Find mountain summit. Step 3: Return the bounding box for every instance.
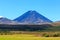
[0,16,4,18]
[14,10,52,24]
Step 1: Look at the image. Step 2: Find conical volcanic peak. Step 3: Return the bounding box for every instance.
[14,10,52,24]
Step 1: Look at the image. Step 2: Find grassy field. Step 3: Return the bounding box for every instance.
[0,34,60,40]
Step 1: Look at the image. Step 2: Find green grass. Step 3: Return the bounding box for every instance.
[0,34,60,40]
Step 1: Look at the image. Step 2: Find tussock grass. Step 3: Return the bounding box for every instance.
[0,34,60,40]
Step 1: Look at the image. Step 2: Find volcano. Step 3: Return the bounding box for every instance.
[14,10,52,24]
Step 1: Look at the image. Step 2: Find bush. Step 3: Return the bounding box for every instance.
[53,34,59,37]
[0,29,11,35]
[42,33,49,37]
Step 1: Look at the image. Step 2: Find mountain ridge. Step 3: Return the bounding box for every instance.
[0,16,19,24]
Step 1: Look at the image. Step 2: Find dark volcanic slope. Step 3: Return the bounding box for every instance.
[14,10,52,24]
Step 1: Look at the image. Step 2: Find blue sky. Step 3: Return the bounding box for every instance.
[0,0,60,22]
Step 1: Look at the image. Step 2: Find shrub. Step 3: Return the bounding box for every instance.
[53,34,59,37]
[42,33,49,37]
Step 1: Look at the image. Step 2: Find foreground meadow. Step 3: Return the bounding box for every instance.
[0,34,60,40]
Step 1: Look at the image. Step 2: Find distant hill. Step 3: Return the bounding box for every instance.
[0,16,19,24]
[14,10,52,24]
[50,21,60,26]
